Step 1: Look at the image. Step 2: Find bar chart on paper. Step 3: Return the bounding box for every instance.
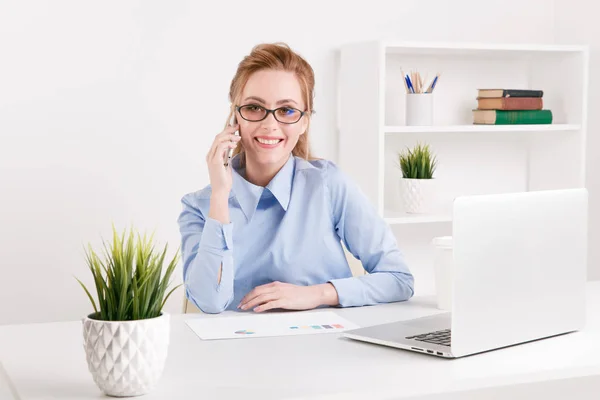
[184,311,360,340]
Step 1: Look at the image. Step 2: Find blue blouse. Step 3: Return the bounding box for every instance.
[177,154,414,313]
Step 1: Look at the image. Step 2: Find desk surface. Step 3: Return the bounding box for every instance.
[0,361,18,400]
[1,283,600,400]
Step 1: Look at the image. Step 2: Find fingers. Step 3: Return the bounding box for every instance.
[207,136,240,165]
[213,125,240,150]
[238,282,268,305]
[238,287,272,309]
[206,125,240,161]
[209,131,240,154]
[238,288,257,308]
[212,139,239,165]
[222,124,239,136]
[240,292,279,311]
[212,124,239,143]
[238,282,279,309]
[254,300,283,313]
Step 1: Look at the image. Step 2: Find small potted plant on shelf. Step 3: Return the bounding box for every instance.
[75,225,181,397]
[397,142,438,214]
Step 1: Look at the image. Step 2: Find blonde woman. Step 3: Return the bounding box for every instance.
[178,43,414,314]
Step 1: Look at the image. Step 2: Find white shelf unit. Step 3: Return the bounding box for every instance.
[338,41,588,226]
[384,124,582,134]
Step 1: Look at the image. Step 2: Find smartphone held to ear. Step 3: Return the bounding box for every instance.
[224,115,239,167]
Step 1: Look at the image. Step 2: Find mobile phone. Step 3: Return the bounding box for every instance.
[224,114,239,167]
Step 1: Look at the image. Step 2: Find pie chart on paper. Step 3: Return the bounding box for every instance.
[234,329,255,335]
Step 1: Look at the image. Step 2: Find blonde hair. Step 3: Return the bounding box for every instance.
[227,42,316,167]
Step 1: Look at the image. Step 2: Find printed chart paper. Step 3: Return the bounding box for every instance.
[185,311,360,340]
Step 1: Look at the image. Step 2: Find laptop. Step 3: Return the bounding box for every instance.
[343,188,588,358]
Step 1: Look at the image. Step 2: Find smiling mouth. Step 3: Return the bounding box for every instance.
[255,138,284,146]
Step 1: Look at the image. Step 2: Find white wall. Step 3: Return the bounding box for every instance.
[554,0,600,281]
[0,0,560,325]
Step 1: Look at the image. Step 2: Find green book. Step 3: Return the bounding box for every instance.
[473,109,553,125]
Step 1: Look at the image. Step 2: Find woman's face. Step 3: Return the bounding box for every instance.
[237,69,308,168]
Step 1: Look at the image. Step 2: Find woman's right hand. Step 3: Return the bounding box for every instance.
[206,124,241,196]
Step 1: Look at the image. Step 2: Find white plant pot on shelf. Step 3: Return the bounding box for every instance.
[399,178,436,214]
[82,312,170,397]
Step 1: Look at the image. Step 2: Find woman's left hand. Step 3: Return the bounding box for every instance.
[238,281,339,312]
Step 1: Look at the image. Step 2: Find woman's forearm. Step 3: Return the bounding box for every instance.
[209,192,230,224]
[208,192,230,284]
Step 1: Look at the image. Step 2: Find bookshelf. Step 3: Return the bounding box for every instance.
[337,41,588,292]
[384,124,581,134]
[383,210,452,225]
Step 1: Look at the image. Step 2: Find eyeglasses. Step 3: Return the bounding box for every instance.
[236,104,307,124]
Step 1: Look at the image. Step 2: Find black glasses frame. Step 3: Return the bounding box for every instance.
[236,104,307,124]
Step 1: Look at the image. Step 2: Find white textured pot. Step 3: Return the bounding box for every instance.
[82,312,170,397]
[399,178,436,213]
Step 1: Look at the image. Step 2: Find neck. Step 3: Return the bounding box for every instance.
[244,155,289,187]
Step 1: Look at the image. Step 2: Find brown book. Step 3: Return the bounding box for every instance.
[477,97,543,110]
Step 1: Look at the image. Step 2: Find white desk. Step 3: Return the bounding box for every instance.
[0,361,19,400]
[1,283,599,400]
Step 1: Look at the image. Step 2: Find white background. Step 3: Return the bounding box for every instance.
[1,0,597,325]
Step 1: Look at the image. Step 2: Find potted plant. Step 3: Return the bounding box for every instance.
[397,143,438,213]
[75,225,181,397]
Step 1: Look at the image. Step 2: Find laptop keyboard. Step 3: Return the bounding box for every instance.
[406,329,451,347]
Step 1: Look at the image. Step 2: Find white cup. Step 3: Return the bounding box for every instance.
[406,93,433,126]
[432,236,453,311]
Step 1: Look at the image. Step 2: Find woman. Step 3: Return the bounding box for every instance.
[178,42,414,314]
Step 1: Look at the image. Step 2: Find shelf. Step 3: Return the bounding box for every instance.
[340,39,587,228]
[340,39,587,297]
[384,124,581,134]
[383,210,452,225]
[383,41,588,57]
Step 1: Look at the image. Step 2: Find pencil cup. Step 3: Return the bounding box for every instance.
[405,93,433,126]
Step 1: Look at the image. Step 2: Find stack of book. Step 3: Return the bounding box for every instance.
[472,89,553,125]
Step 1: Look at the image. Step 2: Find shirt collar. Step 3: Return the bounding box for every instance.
[231,154,295,221]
